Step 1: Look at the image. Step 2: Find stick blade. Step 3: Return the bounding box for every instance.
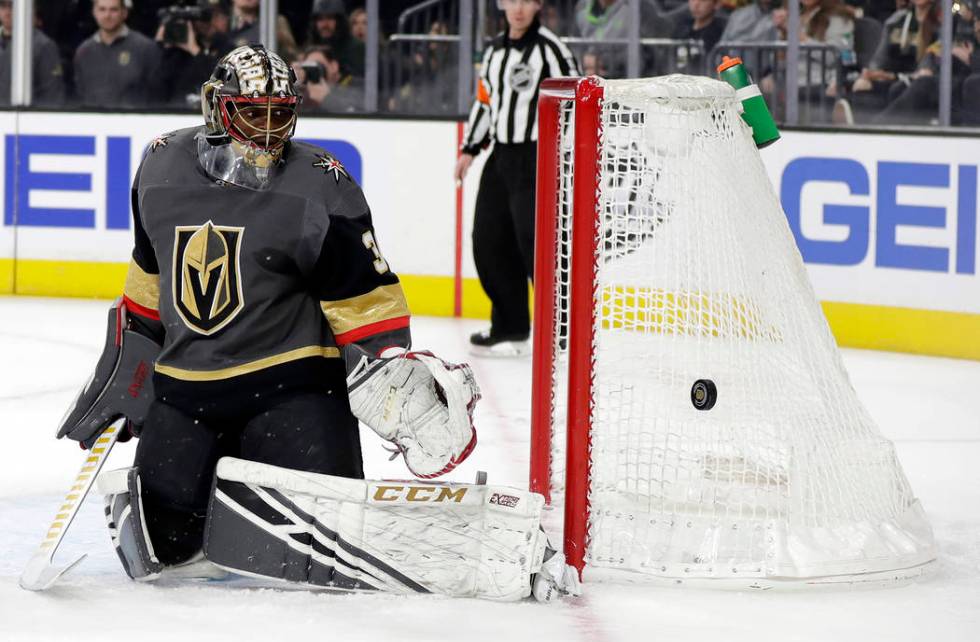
[19,552,87,591]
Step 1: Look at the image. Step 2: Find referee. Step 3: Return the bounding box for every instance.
[455,0,578,357]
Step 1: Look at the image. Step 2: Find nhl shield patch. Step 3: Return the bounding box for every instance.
[172,221,245,335]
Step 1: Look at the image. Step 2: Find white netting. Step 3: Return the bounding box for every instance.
[548,100,574,499]
[546,75,935,584]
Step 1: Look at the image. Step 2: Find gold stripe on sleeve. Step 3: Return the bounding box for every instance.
[123,258,160,311]
[154,346,340,381]
[320,283,410,335]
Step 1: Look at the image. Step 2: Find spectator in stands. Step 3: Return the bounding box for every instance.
[582,49,612,76]
[73,0,161,107]
[293,45,364,113]
[228,0,298,61]
[874,10,973,123]
[35,0,89,77]
[390,19,457,114]
[574,0,673,76]
[784,0,855,122]
[0,0,65,106]
[835,0,940,122]
[540,2,568,34]
[211,2,231,36]
[228,0,258,43]
[576,1,674,38]
[716,0,783,78]
[350,8,367,43]
[956,12,980,124]
[718,0,781,43]
[154,3,232,108]
[308,0,364,77]
[671,0,727,72]
[853,0,903,22]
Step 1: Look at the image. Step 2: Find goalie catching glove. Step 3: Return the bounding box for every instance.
[346,348,480,478]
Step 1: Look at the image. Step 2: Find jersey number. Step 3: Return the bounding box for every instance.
[362,231,390,274]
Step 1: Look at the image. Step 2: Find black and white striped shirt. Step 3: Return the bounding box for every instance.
[461,19,578,155]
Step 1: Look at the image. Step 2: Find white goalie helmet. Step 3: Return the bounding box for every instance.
[200,45,300,176]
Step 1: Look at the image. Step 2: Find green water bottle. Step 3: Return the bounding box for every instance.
[717,56,780,149]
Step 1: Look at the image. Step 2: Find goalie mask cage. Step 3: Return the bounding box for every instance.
[529,75,936,587]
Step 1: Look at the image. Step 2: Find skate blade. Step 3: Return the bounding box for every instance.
[19,552,87,591]
[468,341,530,358]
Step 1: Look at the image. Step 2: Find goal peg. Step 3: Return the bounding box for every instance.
[690,379,717,411]
[717,56,780,149]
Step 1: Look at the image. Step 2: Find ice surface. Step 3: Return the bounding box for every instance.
[0,296,977,642]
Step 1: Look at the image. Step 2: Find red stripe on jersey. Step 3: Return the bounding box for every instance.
[333,315,410,346]
[123,295,161,321]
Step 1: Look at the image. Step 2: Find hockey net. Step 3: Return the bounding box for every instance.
[529,76,936,586]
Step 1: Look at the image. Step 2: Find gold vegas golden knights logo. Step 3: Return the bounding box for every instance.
[172,221,245,335]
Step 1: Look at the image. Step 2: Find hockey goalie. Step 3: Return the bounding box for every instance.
[51,46,576,602]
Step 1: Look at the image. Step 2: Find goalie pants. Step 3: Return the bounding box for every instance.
[472,141,537,337]
[133,362,363,566]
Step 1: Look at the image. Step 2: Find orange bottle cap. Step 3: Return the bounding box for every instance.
[716,56,743,73]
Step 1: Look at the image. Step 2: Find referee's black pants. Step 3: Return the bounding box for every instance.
[472,142,537,338]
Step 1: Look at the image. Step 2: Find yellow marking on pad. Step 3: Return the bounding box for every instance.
[66,494,79,500]
[56,513,69,520]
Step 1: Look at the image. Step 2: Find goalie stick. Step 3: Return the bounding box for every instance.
[19,418,125,591]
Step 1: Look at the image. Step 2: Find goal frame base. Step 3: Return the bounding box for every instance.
[582,559,937,591]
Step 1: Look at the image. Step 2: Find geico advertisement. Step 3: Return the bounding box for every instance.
[0,113,978,317]
[762,130,980,315]
[0,112,458,277]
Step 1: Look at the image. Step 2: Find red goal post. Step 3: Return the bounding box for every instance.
[531,77,603,575]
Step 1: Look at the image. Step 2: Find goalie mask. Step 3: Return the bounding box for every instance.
[199,45,299,189]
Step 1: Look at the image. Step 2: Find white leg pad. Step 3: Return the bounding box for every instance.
[205,457,547,601]
[96,467,163,581]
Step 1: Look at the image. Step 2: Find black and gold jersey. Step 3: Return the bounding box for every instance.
[121,127,410,405]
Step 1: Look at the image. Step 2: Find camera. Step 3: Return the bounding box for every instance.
[300,62,326,84]
[158,3,210,46]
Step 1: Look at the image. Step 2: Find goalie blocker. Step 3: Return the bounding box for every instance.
[201,457,579,601]
[57,298,159,447]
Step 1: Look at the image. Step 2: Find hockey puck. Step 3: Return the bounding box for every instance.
[691,379,717,411]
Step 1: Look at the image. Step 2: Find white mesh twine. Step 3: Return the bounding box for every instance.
[548,76,935,582]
